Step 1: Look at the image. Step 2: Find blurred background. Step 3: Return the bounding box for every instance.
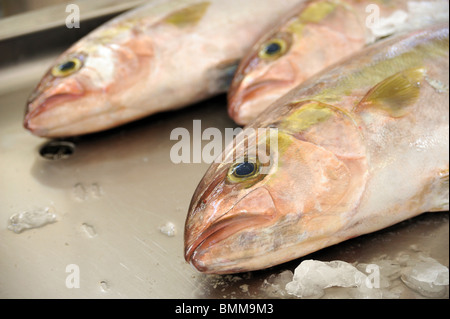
[0,0,71,17]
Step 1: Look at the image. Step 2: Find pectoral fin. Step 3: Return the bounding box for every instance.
[354,67,426,117]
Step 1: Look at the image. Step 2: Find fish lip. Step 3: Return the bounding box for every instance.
[185,187,277,273]
[27,92,82,117]
[185,213,274,272]
[24,92,84,133]
[229,79,291,122]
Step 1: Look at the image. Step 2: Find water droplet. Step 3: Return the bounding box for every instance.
[8,207,57,233]
[72,183,103,201]
[159,222,176,237]
[99,280,110,292]
[81,223,97,238]
[72,183,87,201]
[89,183,103,199]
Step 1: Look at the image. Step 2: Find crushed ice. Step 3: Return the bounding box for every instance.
[400,254,449,297]
[285,260,372,298]
[159,222,177,237]
[7,207,57,233]
[281,249,448,299]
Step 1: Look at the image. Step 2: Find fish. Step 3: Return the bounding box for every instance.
[24,0,306,137]
[184,24,449,274]
[228,0,449,125]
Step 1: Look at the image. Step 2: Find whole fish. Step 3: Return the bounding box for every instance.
[24,0,306,137]
[184,24,449,274]
[228,0,449,125]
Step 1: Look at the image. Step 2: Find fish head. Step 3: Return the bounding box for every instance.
[24,37,153,137]
[228,25,299,125]
[184,113,356,273]
[228,0,365,125]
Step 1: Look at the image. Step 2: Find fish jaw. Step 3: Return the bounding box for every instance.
[23,72,131,137]
[185,187,279,274]
[24,89,151,138]
[228,79,295,126]
[184,181,351,274]
[24,78,115,138]
[24,76,86,135]
[24,97,115,138]
[228,56,299,125]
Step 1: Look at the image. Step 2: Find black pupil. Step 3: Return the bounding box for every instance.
[59,60,76,71]
[234,161,256,177]
[265,42,281,55]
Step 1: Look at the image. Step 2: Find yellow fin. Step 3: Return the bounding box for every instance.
[162,2,211,28]
[355,67,426,117]
[281,101,334,133]
[299,0,337,23]
[288,0,338,35]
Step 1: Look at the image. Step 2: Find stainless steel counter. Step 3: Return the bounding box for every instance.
[0,1,448,299]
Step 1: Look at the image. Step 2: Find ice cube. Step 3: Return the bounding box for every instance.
[285,260,368,298]
[400,255,449,298]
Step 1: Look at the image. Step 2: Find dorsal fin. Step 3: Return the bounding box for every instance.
[162,2,211,28]
[354,67,426,117]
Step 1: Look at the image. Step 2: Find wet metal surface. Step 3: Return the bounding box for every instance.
[0,2,448,299]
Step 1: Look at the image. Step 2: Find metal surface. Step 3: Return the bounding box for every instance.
[0,2,448,299]
[0,0,147,40]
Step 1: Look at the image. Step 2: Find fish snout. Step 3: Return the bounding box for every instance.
[184,187,276,274]
[228,57,298,125]
[24,78,85,134]
[228,82,284,125]
[228,77,295,126]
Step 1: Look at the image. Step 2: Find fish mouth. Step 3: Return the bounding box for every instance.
[184,187,277,273]
[185,214,273,270]
[24,93,83,131]
[228,79,293,125]
[26,92,81,116]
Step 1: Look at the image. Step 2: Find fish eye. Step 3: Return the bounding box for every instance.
[258,38,287,60]
[234,161,257,177]
[51,57,83,77]
[227,158,260,183]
